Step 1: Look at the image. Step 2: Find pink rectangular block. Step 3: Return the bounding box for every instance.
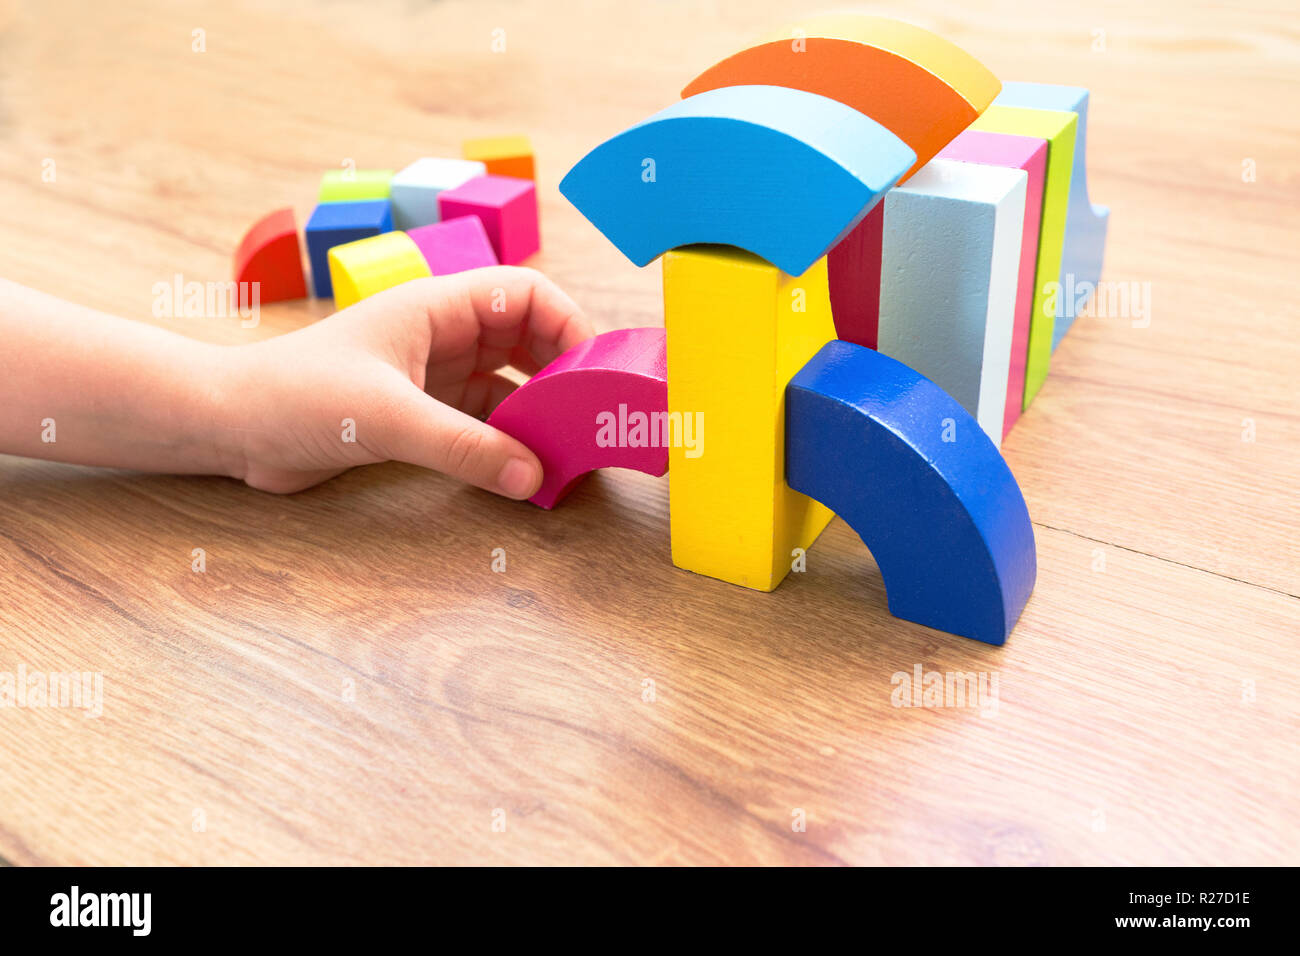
[939,130,1047,440]
[437,174,539,265]
[407,216,500,276]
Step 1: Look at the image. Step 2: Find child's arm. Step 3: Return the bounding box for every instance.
[0,269,593,498]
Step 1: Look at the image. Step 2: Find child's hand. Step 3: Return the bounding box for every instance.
[219,267,594,496]
[0,271,591,498]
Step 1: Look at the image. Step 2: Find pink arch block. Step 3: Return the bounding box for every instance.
[487,327,669,508]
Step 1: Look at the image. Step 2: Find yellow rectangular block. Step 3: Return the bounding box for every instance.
[970,105,1077,410]
[664,246,836,591]
[328,231,431,309]
[462,135,535,181]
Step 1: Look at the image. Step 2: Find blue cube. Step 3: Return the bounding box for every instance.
[305,200,393,298]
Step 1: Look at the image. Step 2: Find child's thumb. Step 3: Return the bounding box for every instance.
[374,380,543,500]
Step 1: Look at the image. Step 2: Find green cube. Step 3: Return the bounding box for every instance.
[318,168,393,202]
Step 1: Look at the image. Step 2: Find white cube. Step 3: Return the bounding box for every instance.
[390,158,487,230]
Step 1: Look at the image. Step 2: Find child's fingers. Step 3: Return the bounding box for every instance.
[368,376,542,500]
[460,266,594,364]
[505,349,543,377]
[456,371,522,419]
[394,267,593,368]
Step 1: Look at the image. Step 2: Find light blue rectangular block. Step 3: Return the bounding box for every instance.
[878,160,1027,448]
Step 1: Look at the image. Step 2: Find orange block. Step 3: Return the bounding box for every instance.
[462,135,534,181]
[682,13,1000,182]
[682,13,1002,348]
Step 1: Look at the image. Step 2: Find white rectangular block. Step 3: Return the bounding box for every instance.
[390,157,487,230]
[878,159,1027,448]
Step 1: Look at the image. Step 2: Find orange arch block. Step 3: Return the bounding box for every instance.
[682,14,1002,348]
[682,14,1000,182]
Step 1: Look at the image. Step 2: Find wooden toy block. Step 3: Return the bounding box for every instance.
[877,159,1027,448]
[487,327,669,509]
[938,131,1048,441]
[994,83,1109,348]
[786,340,1036,645]
[389,158,486,231]
[437,175,540,266]
[407,216,499,276]
[462,135,535,181]
[318,168,393,202]
[232,207,306,305]
[970,105,1077,411]
[560,84,914,276]
[827,205,884,348]
[304,200,393,299]
[680,14,1000,345]
[327,230,432,309]
[663,246,837,592]
[682,13,1000,182]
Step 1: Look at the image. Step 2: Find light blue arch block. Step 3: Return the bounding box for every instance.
[559,85,915,276]
[995,82,1109,349]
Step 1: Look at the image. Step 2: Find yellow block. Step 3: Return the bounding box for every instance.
[327,231,431,309]
[664,247,836,592]
[318,168,393,201]
[462,135,535,181]
[970,105,1077,410]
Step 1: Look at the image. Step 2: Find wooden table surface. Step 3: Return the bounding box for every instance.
[0,0,1296,866]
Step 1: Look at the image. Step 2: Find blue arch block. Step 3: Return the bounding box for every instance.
[559,85,915,276]
[786,341,1036,644]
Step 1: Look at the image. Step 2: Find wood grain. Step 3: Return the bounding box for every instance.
[0,0,1296,865]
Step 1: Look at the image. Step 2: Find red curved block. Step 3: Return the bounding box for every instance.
[232,208,307,304]
[828,204,884,348]
[679,15,1003,348]
[487,328,669,509]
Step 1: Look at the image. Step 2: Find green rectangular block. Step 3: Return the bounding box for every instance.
[318,168,393,202]
[970,106,1077,411]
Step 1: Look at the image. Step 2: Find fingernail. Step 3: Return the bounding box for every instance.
[496,457,540,499]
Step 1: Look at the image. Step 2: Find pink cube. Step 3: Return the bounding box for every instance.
[407,216,500,276]
[437,175,539,265]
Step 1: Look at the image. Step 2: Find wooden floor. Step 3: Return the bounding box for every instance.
[0,0,1296,865]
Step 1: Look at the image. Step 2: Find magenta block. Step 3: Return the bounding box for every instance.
[487,327,668,508]
[938,130,1047,441]
[407,216,500,276]
[437,175,540,265]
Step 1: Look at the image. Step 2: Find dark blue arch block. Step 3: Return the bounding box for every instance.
[786,341,1036,644]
